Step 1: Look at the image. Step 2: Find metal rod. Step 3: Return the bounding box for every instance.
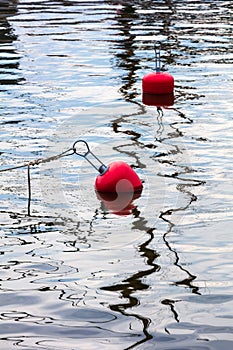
[72,140,108,175]
[154,42,161,72]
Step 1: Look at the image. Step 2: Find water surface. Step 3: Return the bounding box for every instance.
[0,0,233,349]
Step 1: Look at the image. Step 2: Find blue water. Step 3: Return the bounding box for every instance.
[0,0,233,349]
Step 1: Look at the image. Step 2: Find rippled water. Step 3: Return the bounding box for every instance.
[0,0,233,349]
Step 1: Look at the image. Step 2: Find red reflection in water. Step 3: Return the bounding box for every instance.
[96,190,142,216]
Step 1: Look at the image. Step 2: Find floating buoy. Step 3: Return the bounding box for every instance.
[95,161,142,193]
[73,140,143,194]
[142,43,174,95]
[142,72,174,95]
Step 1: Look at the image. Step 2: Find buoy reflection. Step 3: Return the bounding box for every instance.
[96,190,142,216]
[142,92,174,107]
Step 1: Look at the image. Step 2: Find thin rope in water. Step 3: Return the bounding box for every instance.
[0,147,74,173]
[0,146,75,216]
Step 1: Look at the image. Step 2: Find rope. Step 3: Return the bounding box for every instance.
[0,147,74,173]
[0,145,75,216]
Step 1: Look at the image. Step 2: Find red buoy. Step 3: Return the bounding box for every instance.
[142,72,174,95]
[95,161,142,193]
[142,42,174,96]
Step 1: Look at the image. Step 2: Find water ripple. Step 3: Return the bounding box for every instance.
[0,0,233,348]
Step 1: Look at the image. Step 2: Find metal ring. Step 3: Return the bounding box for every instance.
[72,139,90,157]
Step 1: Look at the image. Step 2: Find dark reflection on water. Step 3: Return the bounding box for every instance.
[0,0,233,349]
[101,221,159,348]
[108,2,140,101]
[0,0,24,87]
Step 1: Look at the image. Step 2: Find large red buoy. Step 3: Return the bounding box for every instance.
[72,140,143,194]
[142,43,174,95]
[95,161,142,193]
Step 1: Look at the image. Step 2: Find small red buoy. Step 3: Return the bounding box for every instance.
[142,72,174,95]
[95,161,142,193]
[142,42,174,95]
[72,140,143,194]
